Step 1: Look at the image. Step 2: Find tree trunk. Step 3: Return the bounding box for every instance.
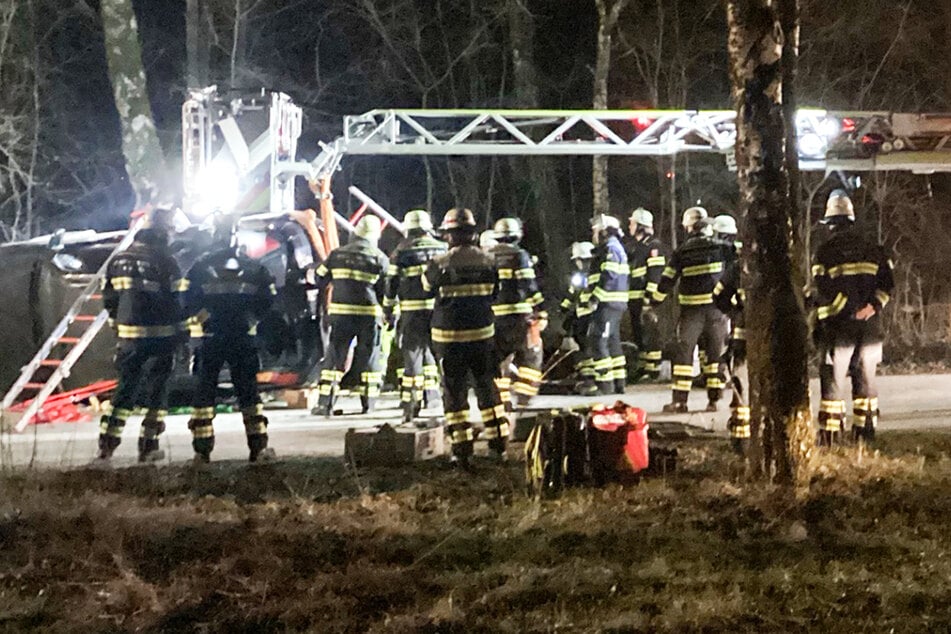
[726,0,812,482]
[592,0,630,218]
[101,0,167,206]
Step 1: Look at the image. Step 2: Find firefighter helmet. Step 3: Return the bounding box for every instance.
[480,230,498,249]
[823,189,855,221]
[713,214,738,236]
[682,206,708,231]
[571,241,595,260]
[403,209,433,231]
[439,207,477,231]
[591,213,622,234]
[354,215,383,243]
[629,207,654,229]
[493,217,523,241]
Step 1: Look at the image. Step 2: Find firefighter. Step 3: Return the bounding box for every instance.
[98,208,186,463]
[653,207,734,413]
[489,217,546,408]
[560,241,596,386]
[812,190,894,445]
[625,207,668,381]
[312,215,390,416]
[184,214,277,463]
[581,214,630,396]
[713,256,749,455]
[423,208,506,466]
[383,209,448,423]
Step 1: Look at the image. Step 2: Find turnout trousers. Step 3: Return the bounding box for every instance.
[317,314,382,413]
[818,331,883,443]
[399,311,440,421]
[628,301,663,379]
[587,305,626,394]
[434,339,508,458]
[99,336,176,459]
[670,305,729,407]
[187,335,269,461]
[495,314,544,409]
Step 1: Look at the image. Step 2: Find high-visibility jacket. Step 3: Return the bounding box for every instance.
[588,235,629,309]
[102,238,186,339]
[654,234,733,307]
[625,234,668,304]
[314,238,389,317]
[383,232,447,315]
[423,244,499,343]
[489,243,543,316]
[185,249,277,338]
[560,267,594,317]
[811,223,893,340]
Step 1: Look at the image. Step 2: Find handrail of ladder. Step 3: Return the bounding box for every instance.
[0,219,143,427]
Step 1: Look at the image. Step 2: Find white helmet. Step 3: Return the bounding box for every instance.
[354,215,383,244]
[629,207,654,230]
[571,241,595,260]
[823,189,855,222]
[479,230,498,249]
[682,206,708,231]
[592,214,622,234]
[403,209,433,231]
[713,214,738,236]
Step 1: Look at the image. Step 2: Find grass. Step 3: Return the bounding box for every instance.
[0,432,949,632]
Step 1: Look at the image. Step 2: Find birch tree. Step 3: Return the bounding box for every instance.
[100,0,166,206]
[727,0,812,481]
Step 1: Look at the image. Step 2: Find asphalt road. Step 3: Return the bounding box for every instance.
[3,373,950,469]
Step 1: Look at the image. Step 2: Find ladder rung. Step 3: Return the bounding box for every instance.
[23,382,45,390]
[58,337,81,344]
[73,315,98,322]
[39,360,62,367]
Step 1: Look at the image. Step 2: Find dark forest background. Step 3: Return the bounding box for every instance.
[3,0,951,351]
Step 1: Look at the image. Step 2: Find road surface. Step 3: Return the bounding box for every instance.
[3,373,950,469]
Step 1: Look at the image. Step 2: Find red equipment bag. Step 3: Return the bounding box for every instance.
[588,402,649,485]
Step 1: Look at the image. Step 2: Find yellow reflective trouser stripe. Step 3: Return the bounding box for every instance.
[330,268,380,283]
[116,324,179,338]
[827,262,879,278]
[682,262,724,277]
[493,303,532,316]
[328,303,382,317]
[440,283,495,298]
[679,293,713,306]
[400,299,435,311]
[816,293,847,320]
[432,325,494,343]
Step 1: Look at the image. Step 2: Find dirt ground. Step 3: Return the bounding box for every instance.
[0,432,949,633]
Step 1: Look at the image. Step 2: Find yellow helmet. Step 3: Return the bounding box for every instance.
[403,209,433,231]
[354,215,383,243]
[439,207,477,230]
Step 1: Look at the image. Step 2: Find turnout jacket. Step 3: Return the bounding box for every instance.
[185,249,277,338]
[489,243,543,316]
[103,237,186,339]
[314,238,389,317]
[423,244,499,343]
[588,235,630,309]
[811,223,894,340]
[383,232,448,315]
[653,234,733,307]
[625,234,668,304]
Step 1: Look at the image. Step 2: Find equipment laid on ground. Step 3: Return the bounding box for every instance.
[344,423,445,467]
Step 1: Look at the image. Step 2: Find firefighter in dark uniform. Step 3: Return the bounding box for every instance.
[581,214,630,396]
[812,190,894,445]
[490,217,546,409]
[312,216,390,416]
[625,207,668,381]
[184,214,277,463]
[423,208,506,466]
[383,209,448,423]
[560,241,596,385]
[653,207,734,413]
[713,250,749,455]
[98,209,186,463]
